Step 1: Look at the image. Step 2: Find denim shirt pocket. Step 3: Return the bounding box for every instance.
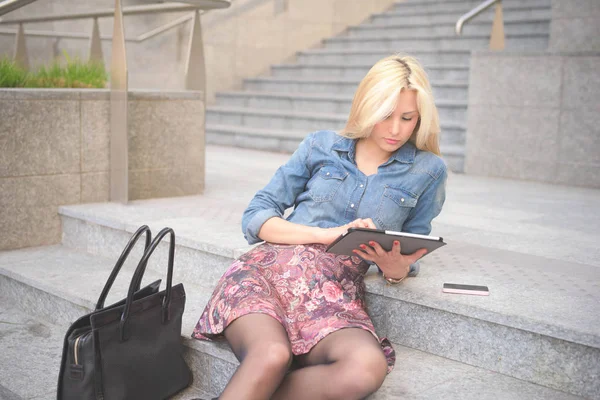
[308,164,349,203]
[375,185,417,230]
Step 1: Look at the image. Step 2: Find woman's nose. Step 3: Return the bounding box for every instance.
[389,118,401,136]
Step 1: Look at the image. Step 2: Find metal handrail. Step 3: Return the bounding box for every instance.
[455,0,498,35]
[0,2,226,24]
[0,0,37,17]
[455,0,505,50]
[0,13,194,42]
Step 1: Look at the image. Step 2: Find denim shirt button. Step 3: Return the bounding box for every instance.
[401,198,405,203]
[359,184,364,188]
[350,204,355,208]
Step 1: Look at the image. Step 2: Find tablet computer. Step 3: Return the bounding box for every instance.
[326,227,446,257]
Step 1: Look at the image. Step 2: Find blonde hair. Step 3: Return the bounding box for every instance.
[340,54,441,155]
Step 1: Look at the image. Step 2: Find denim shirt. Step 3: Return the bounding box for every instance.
[242,130,447,246]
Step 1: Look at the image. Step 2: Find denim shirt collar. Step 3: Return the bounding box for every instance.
[331,136,416,165]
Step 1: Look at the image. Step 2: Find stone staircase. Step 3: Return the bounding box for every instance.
[205,0,552,173]
[1,145,599,399]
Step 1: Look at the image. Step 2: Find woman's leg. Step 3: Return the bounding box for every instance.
[219,313,293,400]
[271,328,388,400]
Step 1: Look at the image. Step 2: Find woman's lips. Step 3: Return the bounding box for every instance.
[384,138,399,145]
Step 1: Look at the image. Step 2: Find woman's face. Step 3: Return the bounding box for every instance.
[366,89,420,157]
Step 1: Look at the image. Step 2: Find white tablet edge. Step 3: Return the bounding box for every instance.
[384,230,441,241]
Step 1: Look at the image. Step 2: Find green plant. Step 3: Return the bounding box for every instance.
[0,52,108,88]
[26,52,108,88]
[0,58,30,87]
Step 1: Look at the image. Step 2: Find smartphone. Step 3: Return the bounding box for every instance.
[442,283,489,296]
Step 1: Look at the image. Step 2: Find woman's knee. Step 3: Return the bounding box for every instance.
[333,347,387,398]
[248,340,293,374]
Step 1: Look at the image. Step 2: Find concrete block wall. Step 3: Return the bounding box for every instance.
[0,89,205,251]
[464,0,599,188]
[549,0,600,52]
[464,51,600,188]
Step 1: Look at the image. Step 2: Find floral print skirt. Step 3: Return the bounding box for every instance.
[191,242,395,373]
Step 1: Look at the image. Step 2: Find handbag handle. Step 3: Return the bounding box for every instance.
[95,225,152,310]
[119,227,175,341]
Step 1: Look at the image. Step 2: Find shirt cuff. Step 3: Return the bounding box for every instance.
[244,209,281,244]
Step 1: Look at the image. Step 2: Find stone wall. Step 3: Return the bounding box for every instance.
[464,51,600,188]
[464,0,600,188]
[0,88,205,250]
[549,0,600,52]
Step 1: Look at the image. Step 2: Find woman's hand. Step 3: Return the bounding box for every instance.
[353,240,427,280]
[316,218,377,245]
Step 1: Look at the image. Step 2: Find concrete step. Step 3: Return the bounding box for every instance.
[297,48,472,66]
[206,105,345,132]
[205,123,466,168]
[271,62,470,81]
[0,247,225,398]
[205,106,466,161]
[0,263,582,400]
[215,91,468,127]
[347,19,550,38]
[322,33,549,51]
[368,7,552,26]
[389,0,551,15]
[242,76,468,101]
[371,5,551,25]
[206,124,307,153]
[19,141,594,398]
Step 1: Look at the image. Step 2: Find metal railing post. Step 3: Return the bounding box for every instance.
[110,0,128,204]
[489,1,505,51]
[13,22,29,69]
[89,17,104,63]
[185,9,205,95]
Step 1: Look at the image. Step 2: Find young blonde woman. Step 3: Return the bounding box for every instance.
[192,55,447,400]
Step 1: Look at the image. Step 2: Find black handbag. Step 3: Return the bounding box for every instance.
[57,226,192,400]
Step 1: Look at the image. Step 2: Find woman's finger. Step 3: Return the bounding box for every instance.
[368,241,387,257]
[391,240,401,255]
[352,247,373,260]
[363,218,377,229]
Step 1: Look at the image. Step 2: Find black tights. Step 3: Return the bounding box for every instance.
[219,314,388,400]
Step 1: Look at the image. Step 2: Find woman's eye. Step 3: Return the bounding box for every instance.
[402,117,413,121]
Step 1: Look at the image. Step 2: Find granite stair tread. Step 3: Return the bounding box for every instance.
[206,123,308,139]
[380,2,551,16]
[243,76,468,86]
[2,144,598,397]
[40,144,599,350]
[274,62,470,70]
[217,90,469,108]
[207,123,467,140]
[360,17,551,29]
[326,33,549,42]
[52,198,600,349]
[0,274,584,400]
[207,106,467,130]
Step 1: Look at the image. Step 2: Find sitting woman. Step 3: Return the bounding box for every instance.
[192,54,447,400]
